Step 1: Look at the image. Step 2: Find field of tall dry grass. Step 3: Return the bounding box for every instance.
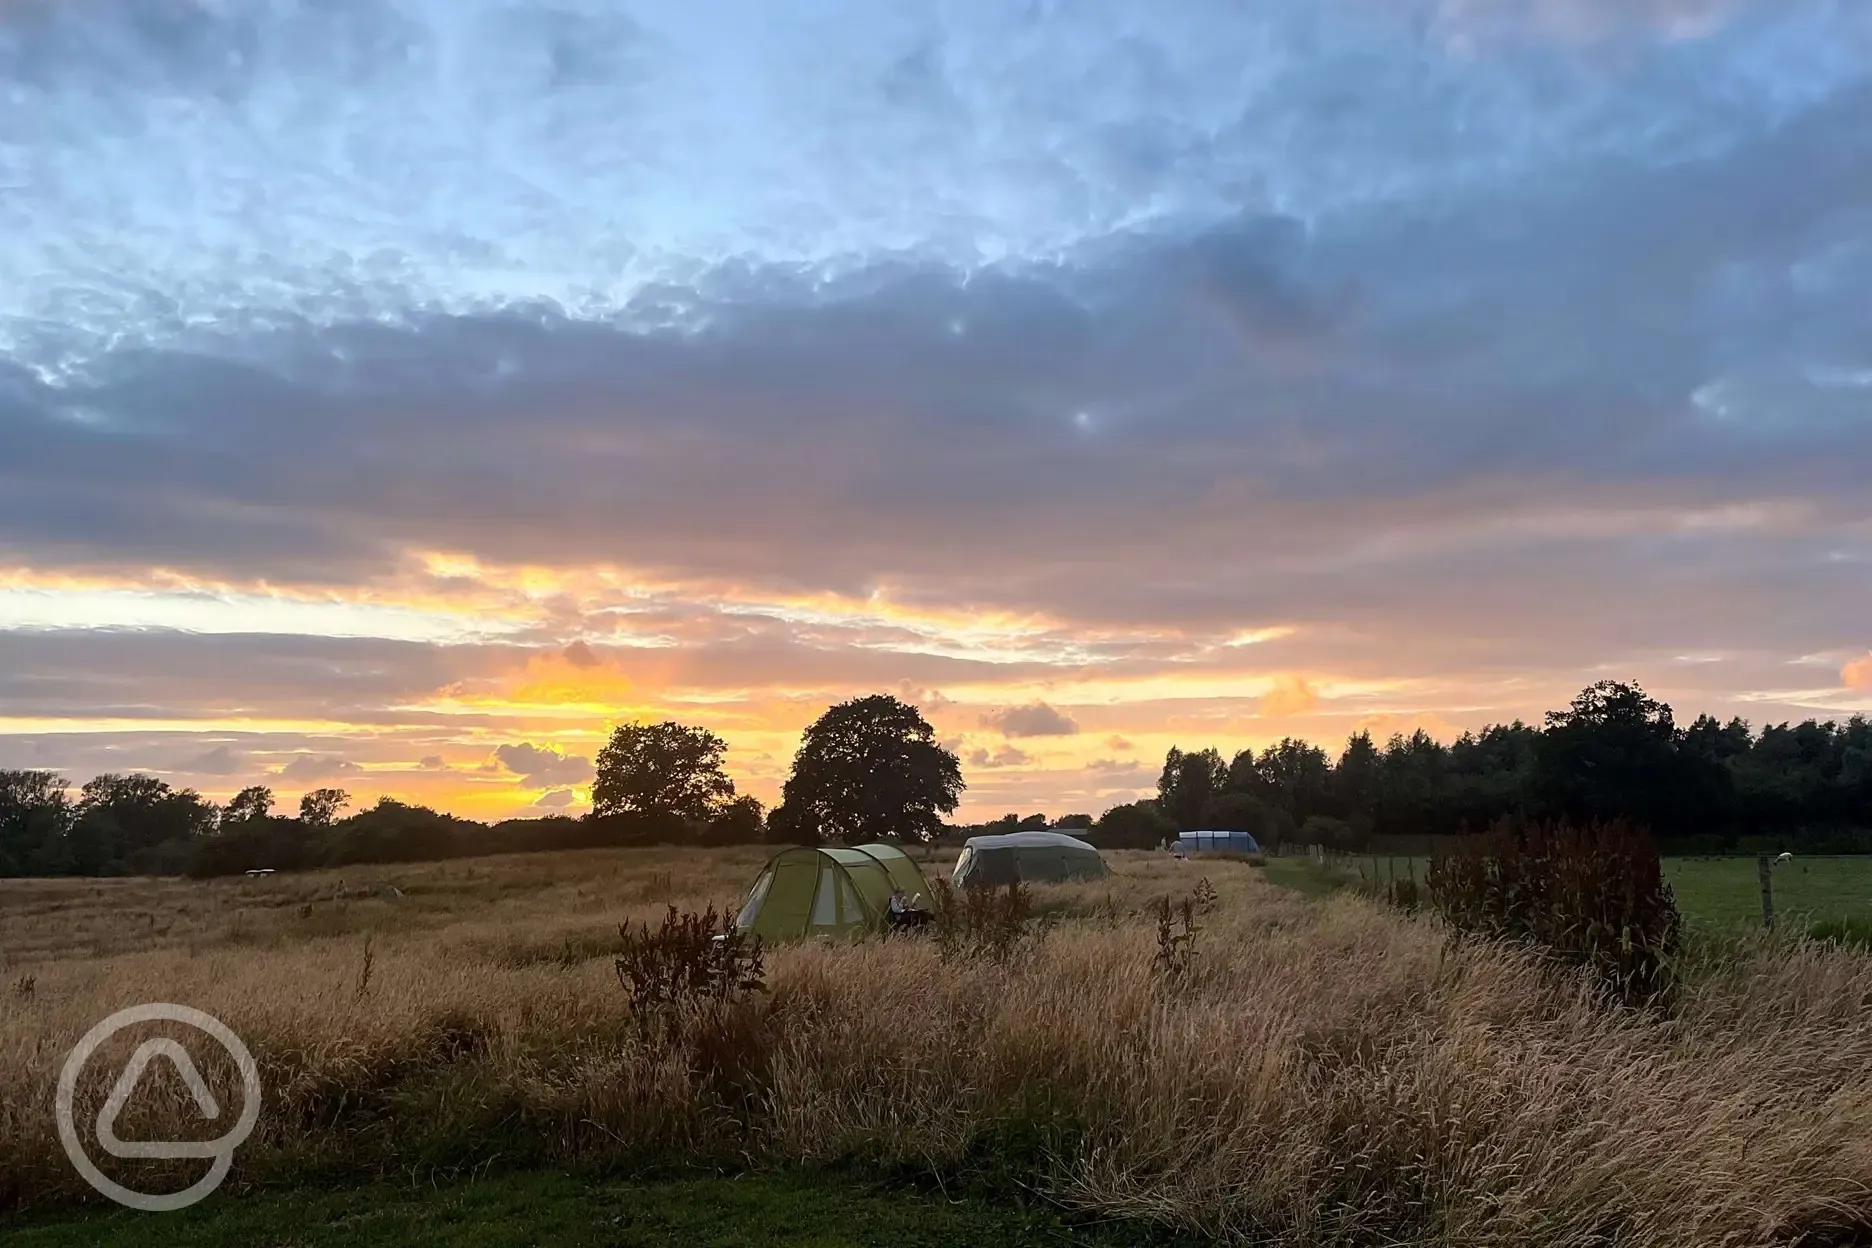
[4,846,1871,1246]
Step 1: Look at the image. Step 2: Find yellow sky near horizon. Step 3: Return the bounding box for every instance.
[6,554,1870,824]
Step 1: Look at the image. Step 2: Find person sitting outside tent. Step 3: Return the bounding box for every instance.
[887,887,929,932]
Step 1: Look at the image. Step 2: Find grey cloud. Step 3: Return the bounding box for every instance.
[562,640,603,669]
[3,0,1872,768]
[493,743,594,787]
[7,154,1870,610]
[276,754,362,781]
[895,682,953,713]
[179,744,244,776]
[533,789,578,808]
[968,744,1031,769]
[0,630,491,724]
[983,702,1081,738]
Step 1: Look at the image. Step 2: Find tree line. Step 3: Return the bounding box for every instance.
[7,680,1868,877]
[1085,681,1872,854]
[0,694,965,877]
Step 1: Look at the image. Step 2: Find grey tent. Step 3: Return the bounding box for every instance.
[951,830,1110,889]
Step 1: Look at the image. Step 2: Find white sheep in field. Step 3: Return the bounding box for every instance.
[1776,852,1793,864]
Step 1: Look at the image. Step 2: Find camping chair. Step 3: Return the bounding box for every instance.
[887,892,932,934]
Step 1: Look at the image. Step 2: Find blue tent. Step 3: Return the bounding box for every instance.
[1172,829,1261,856]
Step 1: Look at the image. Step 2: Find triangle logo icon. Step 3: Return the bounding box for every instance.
[95,1038,225,1161]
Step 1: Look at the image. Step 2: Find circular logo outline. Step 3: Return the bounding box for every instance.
[57,1003,263,1212]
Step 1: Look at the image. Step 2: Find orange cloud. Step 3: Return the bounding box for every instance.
[1259,675,1320,718]
[1845,653,1872,690]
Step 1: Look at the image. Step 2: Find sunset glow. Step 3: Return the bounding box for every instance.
[4,0,1870,820]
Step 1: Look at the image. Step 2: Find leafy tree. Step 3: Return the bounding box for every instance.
[222,785,275,825]
[772,694,963,843]
[1225,748,1260,793]
[299,787,351,829]
[1056,813,1094,829]
[72,773,218,872]
[1088,800,1176,849]
[1157,746,1227,831]
[1377,730,1451,838]
[323,797,467,864]
[1535,681,1696,835]
[1254,738,1334,823]
[1447,723,1540,829]
[1300,814,1360,852]
[1332,732,1381,819]
[0,771,73,876]
[591,722,737,822]
[705,795,766,846]
[968,812,1053,836]
[1682,714,1753,764]
[1199,791,1293,848]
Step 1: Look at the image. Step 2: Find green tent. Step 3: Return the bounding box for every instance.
[951,831,1110,889]
[733,843,934,943]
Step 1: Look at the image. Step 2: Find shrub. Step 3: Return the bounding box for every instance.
[1151,895,1198,981]
[1086,801,1175,849]
[1300,814,1363,853]
[615,904,767,1021]
[1427,818,1681,1005]
[930,879,1036,964]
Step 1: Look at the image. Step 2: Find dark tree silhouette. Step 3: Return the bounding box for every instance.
[591,722,737,822]
[223,785,274,824]
[1157,746,1227,831]
[7,681,1872,879]
[771,694,963,843]
[299,787,351,828]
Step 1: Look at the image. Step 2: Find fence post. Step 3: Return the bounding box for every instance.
[1756,854,1774,930]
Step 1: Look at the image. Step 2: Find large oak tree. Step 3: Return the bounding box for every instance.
[592,721,738,822]
[771,694,963,843]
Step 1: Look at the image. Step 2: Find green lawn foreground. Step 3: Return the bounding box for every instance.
[1262,852,1872,931]
[4,1172,1187,1248]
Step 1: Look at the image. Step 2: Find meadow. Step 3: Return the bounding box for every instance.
[3,846,1871,1246]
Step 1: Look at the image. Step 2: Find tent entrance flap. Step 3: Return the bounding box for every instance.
[810,866,839,928]
[736,868,775,928]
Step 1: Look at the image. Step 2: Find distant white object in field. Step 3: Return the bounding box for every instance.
[243,868,274,876]
[1776,852,1793,864]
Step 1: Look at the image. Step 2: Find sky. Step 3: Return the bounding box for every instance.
[2,0,1871,823]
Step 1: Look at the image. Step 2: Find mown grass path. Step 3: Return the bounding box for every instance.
[4,1172,1183,1248]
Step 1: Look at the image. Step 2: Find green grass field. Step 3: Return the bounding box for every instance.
[1665,856,1872,929]
[1291,853,1872,930]
[4,1172,1186,1248]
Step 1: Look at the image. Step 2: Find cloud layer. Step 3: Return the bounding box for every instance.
[3,0,1870,818]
